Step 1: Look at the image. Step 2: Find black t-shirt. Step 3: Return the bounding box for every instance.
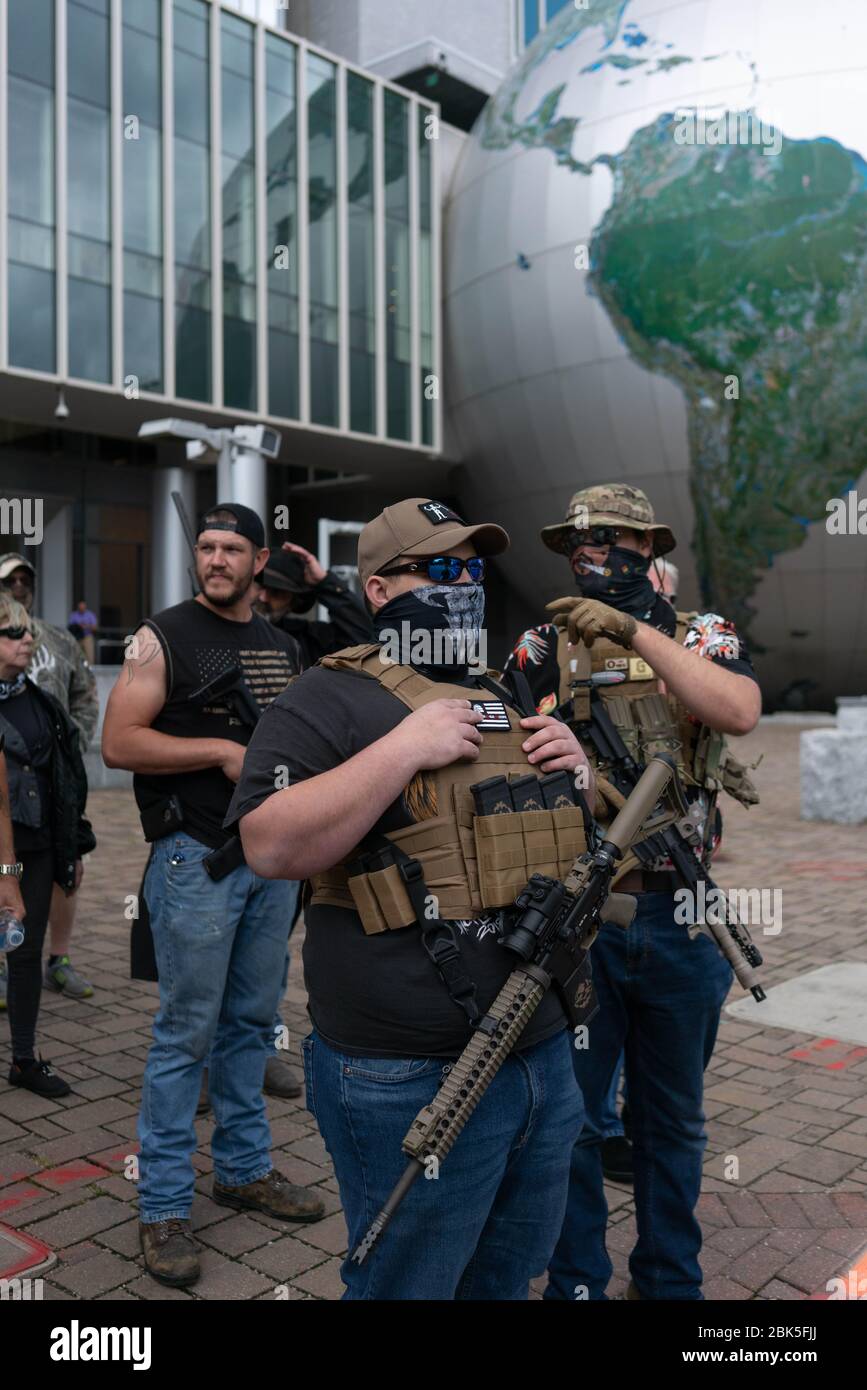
[134,599,301,850]
[1,686,54,851]
[224,664,569,1059]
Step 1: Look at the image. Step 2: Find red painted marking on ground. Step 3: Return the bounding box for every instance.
[787,1038,867,1070]
[0,1187,43,1214]
[0,1171,30,1187]
[0,1225,54,1280]
[40,1163,107,1186]
[786,861,867,880]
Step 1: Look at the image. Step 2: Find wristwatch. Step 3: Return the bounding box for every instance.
[0,862,23,878]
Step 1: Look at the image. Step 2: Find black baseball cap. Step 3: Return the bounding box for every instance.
[197,502,266,550]
[261,548,311,595]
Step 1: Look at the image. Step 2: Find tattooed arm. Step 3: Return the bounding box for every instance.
[0,751,25,919]
[102,625,245,780]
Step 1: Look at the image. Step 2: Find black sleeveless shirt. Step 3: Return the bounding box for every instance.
[134,599,301,849]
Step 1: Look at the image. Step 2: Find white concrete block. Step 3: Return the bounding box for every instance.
[836,696,867,733]
[727,963,867,1047]
[800,727,867,823]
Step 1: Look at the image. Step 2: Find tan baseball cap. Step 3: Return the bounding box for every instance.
[358,499,509,587]
[541,483,676,557]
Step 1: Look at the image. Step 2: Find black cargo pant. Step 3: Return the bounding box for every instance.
[4,848,55,1060]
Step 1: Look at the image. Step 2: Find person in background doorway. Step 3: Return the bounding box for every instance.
[68,600,98,664]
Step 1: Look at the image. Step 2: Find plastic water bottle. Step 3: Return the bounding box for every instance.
[0,907,25,952]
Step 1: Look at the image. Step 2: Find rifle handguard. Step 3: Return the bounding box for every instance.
[402,969,547,1163]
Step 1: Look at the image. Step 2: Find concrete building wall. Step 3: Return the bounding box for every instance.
[290,0,516,90]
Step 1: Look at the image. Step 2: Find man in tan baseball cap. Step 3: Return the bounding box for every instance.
[227,496,597,1300]
[358,497,509,589]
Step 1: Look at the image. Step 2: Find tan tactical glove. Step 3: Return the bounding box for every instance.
[546,597,638,649]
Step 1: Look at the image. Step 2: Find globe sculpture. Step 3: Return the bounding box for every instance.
[445,0,867,704]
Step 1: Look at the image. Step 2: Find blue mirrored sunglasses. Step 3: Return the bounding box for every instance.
[381,556,486,584]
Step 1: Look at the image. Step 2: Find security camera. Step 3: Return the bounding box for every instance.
[138,418,223,449]
[231,424,282,459]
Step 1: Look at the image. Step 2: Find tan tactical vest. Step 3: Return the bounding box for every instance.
[308,645,589,935]
[556,613,760,819]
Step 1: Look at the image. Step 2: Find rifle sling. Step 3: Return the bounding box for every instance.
[355,833,481,1026]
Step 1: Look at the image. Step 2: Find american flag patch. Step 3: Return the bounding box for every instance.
[470,699,511,731]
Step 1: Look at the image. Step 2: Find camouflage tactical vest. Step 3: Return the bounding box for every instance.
[555,613,760,819]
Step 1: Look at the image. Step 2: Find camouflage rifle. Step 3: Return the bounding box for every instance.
[351,752,682,1265]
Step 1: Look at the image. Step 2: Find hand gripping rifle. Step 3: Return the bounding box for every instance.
[573,679,766,1003]
[351,752,682,1266]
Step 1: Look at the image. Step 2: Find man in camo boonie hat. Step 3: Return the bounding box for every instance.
[540,483,676,558]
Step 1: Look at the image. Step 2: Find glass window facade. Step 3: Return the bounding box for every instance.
[265,33,298,420]
[174,0,211,402]
[523,0,540,48]
[523,0,571,47]
[221,12,256,410]
[307,53,338,428]
[384,90,410,441]
[67,0,111,383]
[7,0,55,372]
[123,0,163,393]
[347,73,375,435]
[2,3,438,449]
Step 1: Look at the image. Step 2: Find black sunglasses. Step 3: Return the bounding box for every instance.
[567,525,625,550]
[0,625,30,640]
[381,556,486,584]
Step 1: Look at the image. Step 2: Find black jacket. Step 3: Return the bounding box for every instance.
[0,678,95,888]
[272,571,374,669]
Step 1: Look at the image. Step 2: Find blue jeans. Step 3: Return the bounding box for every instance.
[303,1027,584,1300]
[138,832,298,1222]
[546,894,732,1301]
[599,1052,625,1139]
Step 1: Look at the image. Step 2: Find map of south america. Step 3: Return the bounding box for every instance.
[480,1,867,636]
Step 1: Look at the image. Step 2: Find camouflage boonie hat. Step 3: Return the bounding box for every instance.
[541,483,676,558]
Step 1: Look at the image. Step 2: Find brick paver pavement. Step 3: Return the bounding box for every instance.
[1,718,866,1301]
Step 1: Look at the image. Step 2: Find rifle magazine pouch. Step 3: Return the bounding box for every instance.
[346,864,412,935]
[346,813,474,935]
[474,806,587,909]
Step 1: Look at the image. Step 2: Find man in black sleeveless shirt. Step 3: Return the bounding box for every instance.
[103,503,324,1288]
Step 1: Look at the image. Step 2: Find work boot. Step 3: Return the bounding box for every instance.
[140,1219,200,1288]
[0,957,6,1011]
[212,1169,325,1223]
[263,1054,302,1099]
[43,955,94,999]
[601,1135,634,1185]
